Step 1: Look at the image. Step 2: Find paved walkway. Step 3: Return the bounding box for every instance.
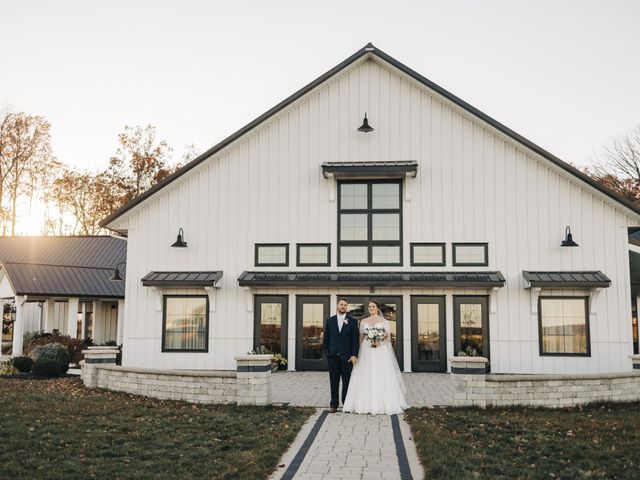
[271,371,454,407]
[269,372,449,479]
[270,410,423,480]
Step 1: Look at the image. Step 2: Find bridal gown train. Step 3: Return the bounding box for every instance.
[342,316,408,415]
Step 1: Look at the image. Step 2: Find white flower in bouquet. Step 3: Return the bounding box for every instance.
[365,325,386,347]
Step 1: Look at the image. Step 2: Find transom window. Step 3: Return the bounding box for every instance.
[255,244,289,266]
[338,181,402,266]
[297,244,331,266]
[538,297,590,356]
[162,296,209,352]
[452,243,488,266]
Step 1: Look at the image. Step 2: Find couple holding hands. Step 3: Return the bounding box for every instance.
[322,298,408,415]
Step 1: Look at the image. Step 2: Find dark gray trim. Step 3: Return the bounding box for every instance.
[452,243,489,267]
[238,271,506,288]
[411,296,447,372]
[524,271,611,289]
[322,161,418,179]
[453,295,490,367]
[141,271,223,287]
[451,366,487,374]
[161,295,209,353]
[295,295,330,371]
[296,244,331,267]
[237,364,272,373]
[390,415,412,480]
[538,296,591,357]
[281,411,329,480]
[633,363,640,370]
[84,357,117,364]
[255,244,289,267]
[254,295,289,362]
[410,243,446,267]
[337,179,403,266]
[101,43,640,230]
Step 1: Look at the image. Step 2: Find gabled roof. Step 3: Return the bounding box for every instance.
[0,236,127,298]
[100,43,640,229]
[238,271,505,288]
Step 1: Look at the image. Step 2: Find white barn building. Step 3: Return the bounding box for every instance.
[102,44,640,375]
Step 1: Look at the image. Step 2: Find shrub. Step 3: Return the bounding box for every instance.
[27,334,90,364]
[23,330,42,349]
[11,356,33,373]
[32,358,62,377]
[31,343,70,373]
[0,360,18,376]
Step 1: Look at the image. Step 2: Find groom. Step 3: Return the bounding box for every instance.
[323,297,359,413]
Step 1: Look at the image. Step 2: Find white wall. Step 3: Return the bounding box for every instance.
[114,56,638,373]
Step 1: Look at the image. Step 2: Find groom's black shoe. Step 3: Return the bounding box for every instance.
[329,407,337,413]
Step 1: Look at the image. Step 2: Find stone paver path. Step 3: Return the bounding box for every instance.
[271,371,453,407]
[270,410,423,480]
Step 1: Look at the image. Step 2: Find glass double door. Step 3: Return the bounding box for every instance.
[411,296,447,372]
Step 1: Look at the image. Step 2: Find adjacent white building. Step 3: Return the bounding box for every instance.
[102,43,640,375]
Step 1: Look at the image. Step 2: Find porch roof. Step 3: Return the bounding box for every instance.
[237,271,505,288]
[523,271,611,288]
[1,262,125,298]
[141,271,223,287]
[321,160,418,179]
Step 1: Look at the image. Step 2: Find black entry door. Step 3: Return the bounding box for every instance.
[254,295,288,361]
[411,296,446,372]
[453,296,489,364]
[296,295,329,371]
[342,295,403,370]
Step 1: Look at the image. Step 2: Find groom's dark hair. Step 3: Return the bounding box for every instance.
[337,297,349,304]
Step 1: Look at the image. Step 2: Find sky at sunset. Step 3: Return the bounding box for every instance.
[2,1,640,177]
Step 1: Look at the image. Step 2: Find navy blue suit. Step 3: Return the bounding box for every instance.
[323,314,359,408]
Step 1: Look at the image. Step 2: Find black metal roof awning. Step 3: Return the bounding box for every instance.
[523,271,611,288]
[142,271,223,287]
[238,271,505,288]
[321,161,418,179]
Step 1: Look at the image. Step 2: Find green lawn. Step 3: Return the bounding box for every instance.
[0,377,313,479]
[405,403,640,480]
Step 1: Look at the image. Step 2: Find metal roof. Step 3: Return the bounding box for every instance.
[2,262,125,298]
[100,43,640,229]
[141,271,223,287]
[321,161,418,179]
[0,236,126,268]
[238,271,505,288]
[0,236,127,299]
[523,271,611,288]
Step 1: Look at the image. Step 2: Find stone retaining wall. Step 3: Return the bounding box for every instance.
[452,356,640,407]
[81,349,272,406]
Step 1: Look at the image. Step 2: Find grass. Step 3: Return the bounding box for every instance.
[0,377,313,479]
[405,402,640,479]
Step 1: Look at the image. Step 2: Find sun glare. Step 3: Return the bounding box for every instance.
[14,199,47,236]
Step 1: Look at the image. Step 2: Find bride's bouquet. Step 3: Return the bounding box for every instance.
[364,325,386,348]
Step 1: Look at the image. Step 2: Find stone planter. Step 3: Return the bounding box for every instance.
[450,356,490,374]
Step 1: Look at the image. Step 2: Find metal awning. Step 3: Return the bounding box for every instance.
[523,271,610,288]
[238,271,505,288]
[141,271,223,287]
[321,161,418,179]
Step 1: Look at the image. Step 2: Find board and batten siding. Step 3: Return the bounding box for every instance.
[113,56,638,373]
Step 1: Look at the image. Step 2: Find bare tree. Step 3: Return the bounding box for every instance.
[589,124,640,205]
[0,112,53,234]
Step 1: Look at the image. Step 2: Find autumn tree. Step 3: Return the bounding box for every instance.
[105,125,173,208]
[0,112,53,234]
[588,124,640,206]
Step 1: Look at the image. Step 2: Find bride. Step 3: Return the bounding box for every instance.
[343,299,408,415]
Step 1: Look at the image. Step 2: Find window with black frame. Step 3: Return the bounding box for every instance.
[538,297,590,356]
[338,181,402,265]
[162,296,209,352]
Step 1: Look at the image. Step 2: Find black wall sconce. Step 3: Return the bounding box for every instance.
[357,113,374,133]
[109,261,127,282]
[561,226,579,247]
[171,227,188,248]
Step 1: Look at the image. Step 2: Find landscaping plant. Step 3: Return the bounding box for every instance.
[32,358,63,377]
[30,343,70,374]
[11,356,33,373]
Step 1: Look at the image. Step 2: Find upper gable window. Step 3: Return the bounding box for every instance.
[255,244,289,266]
[338,181,402,266]
[452,243,488,266]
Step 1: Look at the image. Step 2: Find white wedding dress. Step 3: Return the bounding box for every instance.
[343,315,408,415]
